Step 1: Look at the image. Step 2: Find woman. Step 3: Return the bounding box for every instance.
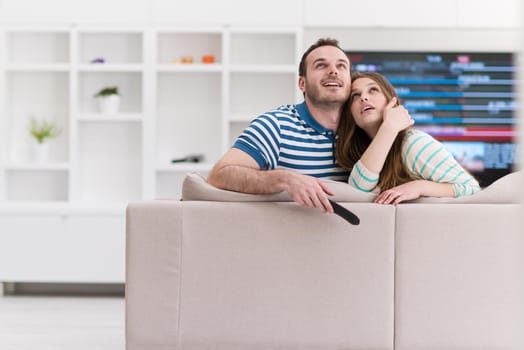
[336,72,480,204]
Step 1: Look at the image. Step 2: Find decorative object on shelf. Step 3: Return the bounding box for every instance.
[90,57,106,64]
[173,56,194,64]
[171,154,204,163]
[202,55,215,64]
[94,86,121,114]
[28,116,62,163]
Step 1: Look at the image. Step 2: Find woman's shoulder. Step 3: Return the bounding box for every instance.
[404,128,433,139]
[402,128,431,144]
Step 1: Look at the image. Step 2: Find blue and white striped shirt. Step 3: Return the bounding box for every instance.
[349,129,481,197]
[233,102,349,181]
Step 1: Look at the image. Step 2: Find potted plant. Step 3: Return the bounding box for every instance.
[28,116,62,163]
[94,86,121,114]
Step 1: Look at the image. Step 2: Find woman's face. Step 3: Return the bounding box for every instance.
[349,77,388,137]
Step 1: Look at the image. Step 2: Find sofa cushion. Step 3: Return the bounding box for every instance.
[182,172,376,202]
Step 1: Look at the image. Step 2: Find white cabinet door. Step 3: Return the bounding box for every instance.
[0,213,125,283]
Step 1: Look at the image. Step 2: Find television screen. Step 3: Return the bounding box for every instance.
[347,51,517,187]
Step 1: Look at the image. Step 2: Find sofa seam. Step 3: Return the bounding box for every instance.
[175,203,184,348]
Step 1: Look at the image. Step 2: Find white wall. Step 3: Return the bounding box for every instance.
[0,0,520,51]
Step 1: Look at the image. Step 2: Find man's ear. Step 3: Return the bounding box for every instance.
[298,76,305,93]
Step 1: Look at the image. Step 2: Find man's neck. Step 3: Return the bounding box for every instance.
[305,99,342,131]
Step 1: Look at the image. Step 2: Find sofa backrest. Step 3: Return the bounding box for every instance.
[182,170,523,204]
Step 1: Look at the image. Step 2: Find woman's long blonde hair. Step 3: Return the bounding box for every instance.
[336,72,414,191]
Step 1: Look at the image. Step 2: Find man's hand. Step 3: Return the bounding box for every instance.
[282,172,334,213]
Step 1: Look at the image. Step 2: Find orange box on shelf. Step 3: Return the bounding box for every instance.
[202,55,215,64]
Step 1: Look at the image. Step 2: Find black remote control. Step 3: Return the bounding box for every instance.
[329,199,360,225]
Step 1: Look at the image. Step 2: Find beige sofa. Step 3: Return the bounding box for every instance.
[126,171,524,350]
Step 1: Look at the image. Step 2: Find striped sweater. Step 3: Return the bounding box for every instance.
[349,129,481,197]
[233,102,349,181]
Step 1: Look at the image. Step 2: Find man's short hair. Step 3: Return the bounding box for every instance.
[298,38,347,77]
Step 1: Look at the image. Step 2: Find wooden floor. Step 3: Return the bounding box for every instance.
[0,295,124,350]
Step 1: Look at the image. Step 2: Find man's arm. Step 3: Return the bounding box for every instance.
[207,148,334,213]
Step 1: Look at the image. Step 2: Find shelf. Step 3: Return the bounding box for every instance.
[157,162,214,172]
[5,63,70,72]
[4,162,69,171]
[0,25,302,284]
[77,113,144,123]
[77,64,144,72]
[229,64,296,73]
[156,64,223,72]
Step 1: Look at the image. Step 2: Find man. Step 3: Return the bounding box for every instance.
[207,38,351,213]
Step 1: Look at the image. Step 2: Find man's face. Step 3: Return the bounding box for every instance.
[299,45,351,107]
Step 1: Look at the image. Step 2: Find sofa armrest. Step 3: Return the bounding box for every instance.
[126,201,183,350]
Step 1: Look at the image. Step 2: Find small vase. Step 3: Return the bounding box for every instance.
[33,142,49,163]
[98,95,121,114]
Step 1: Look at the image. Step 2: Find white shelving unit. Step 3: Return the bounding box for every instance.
[0,25,302,285]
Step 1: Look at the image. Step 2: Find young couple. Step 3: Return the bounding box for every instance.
[207,38,480,213]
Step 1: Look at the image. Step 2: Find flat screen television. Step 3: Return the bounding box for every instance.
[346,51,517,187]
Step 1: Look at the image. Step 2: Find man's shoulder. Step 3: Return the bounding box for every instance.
[265,104,300,117]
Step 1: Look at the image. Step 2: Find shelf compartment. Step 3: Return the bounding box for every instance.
[157,32,222,65]
[156,71,222,166]
[6,32,69,64]
[7,169,68,202]
[79,32,143,64]
[6,72,69,163]
[78,122,142,202]
[229,32,296,65]
[229,72,297,118]
[155,170,210,200]
[78,72,142,113]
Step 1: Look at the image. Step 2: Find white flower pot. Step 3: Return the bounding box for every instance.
[98,95,121,114]
[33,142,49,163]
